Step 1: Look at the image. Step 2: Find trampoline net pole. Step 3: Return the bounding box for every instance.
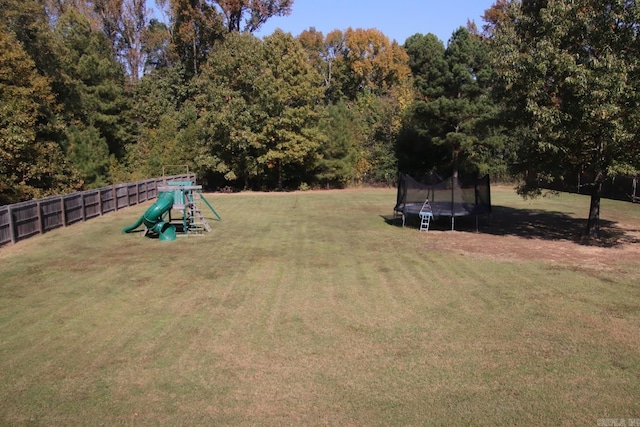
[451,176,455,231]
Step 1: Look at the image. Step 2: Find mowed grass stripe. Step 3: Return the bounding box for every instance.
[0,188,639,425]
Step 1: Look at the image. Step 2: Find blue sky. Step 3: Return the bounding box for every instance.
[255,0,497,44]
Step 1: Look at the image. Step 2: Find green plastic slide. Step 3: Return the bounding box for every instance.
[122,192,177,241]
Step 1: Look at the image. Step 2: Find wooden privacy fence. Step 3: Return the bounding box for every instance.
[0,174,195,247]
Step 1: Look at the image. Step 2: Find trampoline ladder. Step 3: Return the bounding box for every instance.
[419,212,432,232]
[419,199,433,232]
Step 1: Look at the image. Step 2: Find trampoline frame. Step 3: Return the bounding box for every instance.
[394,173,491,231]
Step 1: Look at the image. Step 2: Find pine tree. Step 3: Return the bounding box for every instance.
[402,28,502,178]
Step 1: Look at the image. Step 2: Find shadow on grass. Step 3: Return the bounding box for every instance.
[383,205,640,248]
[486,205,640,247]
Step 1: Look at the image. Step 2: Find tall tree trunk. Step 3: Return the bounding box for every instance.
[586,171,604,237]
[452,148,460,178]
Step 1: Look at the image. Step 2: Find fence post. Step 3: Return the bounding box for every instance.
[61,196,67,227]
[81,193,86,222]
[37,200,43,235]
[8,205,16,244]
[113,186,117,211]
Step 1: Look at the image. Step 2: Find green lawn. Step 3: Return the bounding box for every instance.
[1,187,639,425]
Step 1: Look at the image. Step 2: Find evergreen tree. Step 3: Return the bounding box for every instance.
[126,64,195,179]
[404,33,449,100]
[65,125,111,188]
[316,102,360,188]
[54,8,133,184]
[401,28,503,178]
[398,33,450,176]
[56,8,131,151]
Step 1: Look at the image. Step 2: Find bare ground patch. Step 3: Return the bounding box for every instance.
[428,230,640,270]
[423,211,640,271]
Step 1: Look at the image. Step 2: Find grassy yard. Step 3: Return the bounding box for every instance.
[1,187,639,425]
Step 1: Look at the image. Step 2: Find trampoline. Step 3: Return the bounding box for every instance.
[394,173,491,231]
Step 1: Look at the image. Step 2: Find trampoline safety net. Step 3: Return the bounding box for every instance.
[394,173,491,229]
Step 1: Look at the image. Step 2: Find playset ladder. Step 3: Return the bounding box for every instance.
[189,201,211,233]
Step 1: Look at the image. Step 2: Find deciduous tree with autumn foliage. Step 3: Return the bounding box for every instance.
[214,0,293,33]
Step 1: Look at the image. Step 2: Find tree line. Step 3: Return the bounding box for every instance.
[1,0,639,235]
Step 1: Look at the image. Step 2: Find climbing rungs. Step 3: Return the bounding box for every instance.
[419,212,432,232]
